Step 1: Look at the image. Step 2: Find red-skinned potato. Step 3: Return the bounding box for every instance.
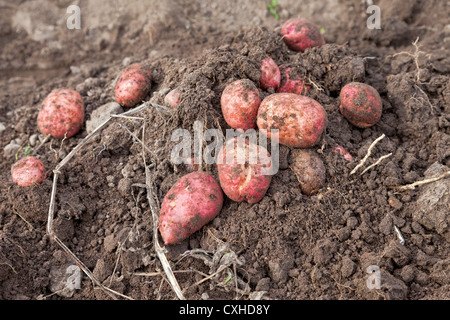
[333,146,353,162]
[290,149,325,195]
[339,82,382,128]
[115,63,152,108]
[164,88,181,109]
[158,171,223,245]
[257,93,327,148]
[221,79,261,130]
[11,156,46,187]
[281,18,325,52]
[217,137,272,204]
[277,65,310,95]
[260,56,281,90]
[37,88,84,139]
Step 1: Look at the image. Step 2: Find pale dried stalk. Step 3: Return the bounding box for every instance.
[53,235,132,300]
[141,123,186,300]
[32,134,50,155]
[393,37,427,83]
[360,153,392,176]
[110,114,145,121]
[350,134,385,175]
[389,170,450,192]
[393,37,435,114]
[46,100,156,300]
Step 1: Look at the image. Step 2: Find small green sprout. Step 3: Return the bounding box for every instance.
[320,27,326,35]
[222,268,233,284]
[92,143,107,157]
[267,0,279,20]
[24,145,31,156]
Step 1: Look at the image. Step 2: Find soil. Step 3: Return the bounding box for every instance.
[1,0,449,300]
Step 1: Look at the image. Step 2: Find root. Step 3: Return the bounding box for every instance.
[392,37,436,115]
[393,37,430,83]
[360,153,392,176]
[141,122,186,300]
[45,100,160,300]
[350,134,385,175]
[306,77,324,92]
[12,208,35,231]
[32,134,50,155]
[389,170,450,192]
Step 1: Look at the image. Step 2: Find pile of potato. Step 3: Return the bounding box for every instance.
[11,18,383,246]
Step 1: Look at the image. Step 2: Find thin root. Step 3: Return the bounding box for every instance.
[45,100,155,300]
[141,123,186,300]
[360,153,392,176]
[350,134,385,175]
[389,170,450,192]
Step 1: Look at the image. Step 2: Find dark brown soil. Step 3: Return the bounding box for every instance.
[1,0,449,300]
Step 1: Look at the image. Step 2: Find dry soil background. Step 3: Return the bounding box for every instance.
[0,0,449,300]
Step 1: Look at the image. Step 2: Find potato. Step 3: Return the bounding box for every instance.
[221,79,261,130]
[11,156,46,187]
[115,62,152,108]
[164,88,181,109]
[158,171,223,245]
[333,146,353,161]
[277,65,310,95]
[260,56,281,90]
[37,88,84,139]
[217,137,272,204]
[290,149,325,195]
[256,93,327,148]
[281,18,325,52]
[339,82,382,128]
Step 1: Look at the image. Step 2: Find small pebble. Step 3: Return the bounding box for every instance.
[29,133,38,147]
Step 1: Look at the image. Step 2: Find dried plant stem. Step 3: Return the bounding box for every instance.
[53,235,132,300]
[141,123,186,300]
[110,114,145,121]
[117,123,157,158]
[185,264,228,292]
[389,170,450,192]
[32,134,50,155]
[360,153,392,176]
[12,208,34,231]
[393,37,428,83]
[46,100,154,300]
[350,134,385,175]
[131,269,208,278]
[392,37,435,114]
[414,84,435,114]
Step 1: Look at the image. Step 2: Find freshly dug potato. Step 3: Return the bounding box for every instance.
[277,65,310,95]
[257,93,327,148]
[11,156,46,187]
[158,171,223,245]
[339,82,382,128]
[281,18,325,52]
[217,137,272,204]
[37,88,84,139]
[260,56,281,90]
[164,88,181,109]
[221,79,261,130]
[290,149,326,195]
[115,63,152,108]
